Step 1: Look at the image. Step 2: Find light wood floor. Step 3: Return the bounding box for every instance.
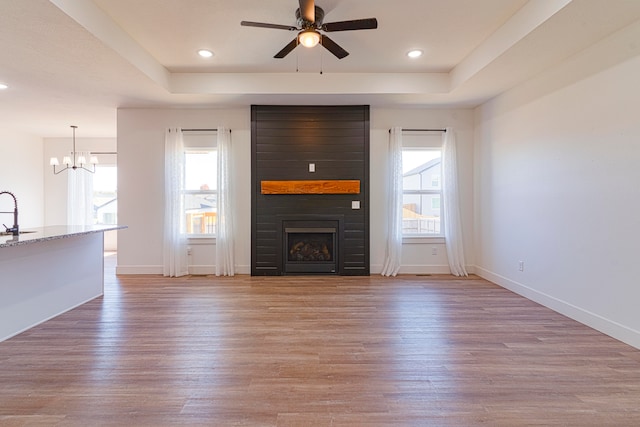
[1,254,640,426]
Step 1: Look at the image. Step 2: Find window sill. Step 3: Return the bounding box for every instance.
[185,235,216,242]
[402,236,445,244]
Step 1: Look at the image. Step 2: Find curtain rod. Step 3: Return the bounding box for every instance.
[181,128,232,133]
[389,128,446,133]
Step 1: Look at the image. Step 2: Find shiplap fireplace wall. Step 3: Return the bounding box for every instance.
[251,105,370,276]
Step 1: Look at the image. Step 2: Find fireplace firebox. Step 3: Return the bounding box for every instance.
[283,222,338,274]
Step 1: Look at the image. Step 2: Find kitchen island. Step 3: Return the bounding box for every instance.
[0,225,126,342]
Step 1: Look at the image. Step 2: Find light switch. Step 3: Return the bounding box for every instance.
[351,200,360,209]
[309,163,315,172]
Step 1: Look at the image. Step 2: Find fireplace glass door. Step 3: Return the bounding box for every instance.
[284,227,337,274]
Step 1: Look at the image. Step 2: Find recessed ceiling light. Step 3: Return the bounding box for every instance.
[198,49,214,58]
[0,83,8,90]
[407,49,423,59]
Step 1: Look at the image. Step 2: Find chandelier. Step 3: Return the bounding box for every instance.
[49,125,98,174]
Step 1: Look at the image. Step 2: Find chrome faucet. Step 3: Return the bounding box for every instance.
[0,191,19,236]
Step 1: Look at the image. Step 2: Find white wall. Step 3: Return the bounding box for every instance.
[474,25,640,348]
[116,108,251,274]
[370,108,475,274]
[0,129,43,228]
[116,106,474,276]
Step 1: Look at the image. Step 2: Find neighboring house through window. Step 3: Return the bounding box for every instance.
[183,132,217,236]
[401,132,443,236]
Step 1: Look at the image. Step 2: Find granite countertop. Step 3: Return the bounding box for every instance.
[0,225,127,248]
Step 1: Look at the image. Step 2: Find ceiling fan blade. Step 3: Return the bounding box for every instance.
[322,18,378,32]
[241,21,297,31]
[274,38,299,58]
[299,0,315,23]
[320,34,348,59]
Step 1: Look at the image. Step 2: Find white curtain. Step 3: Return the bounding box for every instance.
[67,153,93,226]
[442,128,468,276]
[215,126,235,276]
[381,126,403,277]
[163,128,189,277]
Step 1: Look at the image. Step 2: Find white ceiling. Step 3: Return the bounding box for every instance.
[1,0,640,137]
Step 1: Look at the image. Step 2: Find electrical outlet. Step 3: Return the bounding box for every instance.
[518,261,524,271]
[432,247,438,255]
[351,200,360,209]
[309,163,315,172]
[187,247,192,256]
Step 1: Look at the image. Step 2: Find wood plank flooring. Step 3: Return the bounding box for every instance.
[1,254,640,426]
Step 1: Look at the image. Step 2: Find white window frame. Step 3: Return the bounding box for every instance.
[182,131,217,240]
[401,132,444,242]
[92,163,118,226]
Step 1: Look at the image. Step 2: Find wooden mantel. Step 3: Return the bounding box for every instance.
[261,180,360,195]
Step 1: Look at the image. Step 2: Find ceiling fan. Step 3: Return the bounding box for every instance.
[240,0,378,59]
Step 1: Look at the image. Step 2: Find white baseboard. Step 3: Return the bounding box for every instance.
[370,264,470,275]
[371,264,478,275]
[188,265,251,275]
[116,264,251,275]
[115,265,163,275]
[188,265,214,275]
[234,265,251,275]
[120,263,467,277]
[474,266,640,350]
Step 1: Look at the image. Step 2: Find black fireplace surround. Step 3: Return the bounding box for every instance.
[251,105,370,276]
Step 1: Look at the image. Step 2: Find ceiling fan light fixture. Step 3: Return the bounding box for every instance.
[299,29,320,48]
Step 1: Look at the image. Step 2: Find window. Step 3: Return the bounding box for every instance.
[93,165,117,225]
[183,133,217,236]
[402,133,443,236]
[431,197,441,210]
